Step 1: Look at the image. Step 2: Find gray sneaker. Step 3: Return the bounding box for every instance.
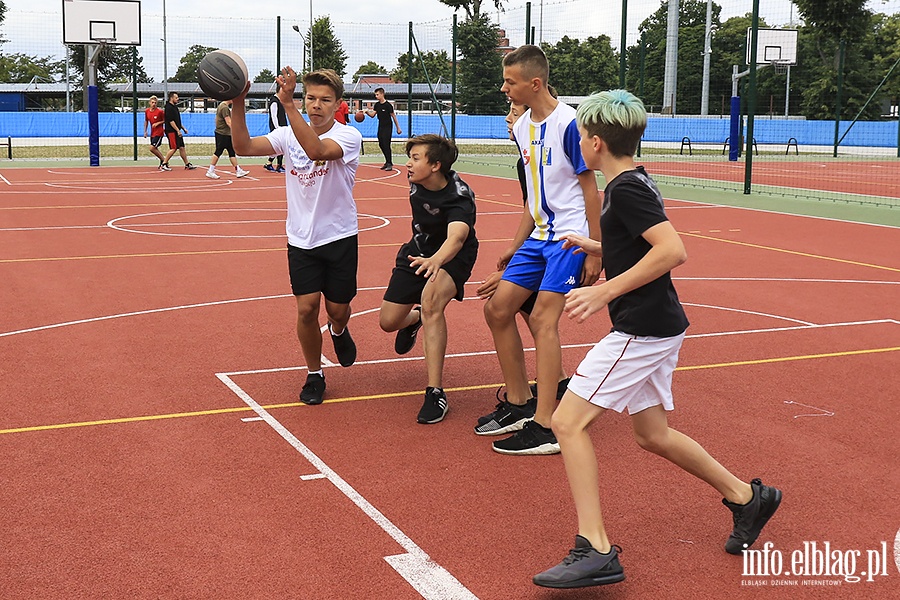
[723,478,782,554]
[533,536,625,588]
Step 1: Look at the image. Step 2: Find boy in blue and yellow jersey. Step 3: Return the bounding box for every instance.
[477,45,602,455]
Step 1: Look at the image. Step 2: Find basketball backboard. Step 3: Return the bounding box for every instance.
[63,0,141,45]
[746,28,798,66]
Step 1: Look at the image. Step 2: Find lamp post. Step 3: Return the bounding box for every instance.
[291,24,309,73]
[700,0,715,115]
[162,0,168,98]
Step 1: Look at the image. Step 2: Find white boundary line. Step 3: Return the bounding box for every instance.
[0,171,11,186]
[216,372,478,600]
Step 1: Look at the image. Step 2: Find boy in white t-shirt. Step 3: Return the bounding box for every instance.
[231,67,363,406]
[477,45,602,455]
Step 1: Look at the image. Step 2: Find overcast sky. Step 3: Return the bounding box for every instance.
[4,0,898,83]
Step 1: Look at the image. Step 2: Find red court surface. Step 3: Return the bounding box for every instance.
[1,164,899,599]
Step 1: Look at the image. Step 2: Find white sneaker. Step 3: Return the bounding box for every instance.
[236,168,250,178]
[206,170,220,179]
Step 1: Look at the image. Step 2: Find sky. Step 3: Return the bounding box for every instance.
[3,0,898,83]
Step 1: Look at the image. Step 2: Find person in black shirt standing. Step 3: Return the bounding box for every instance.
[264,90,288,173]
[379,134,478,424]
[161,92,196,171]
[365,87,402,170]
[532,89,782,589]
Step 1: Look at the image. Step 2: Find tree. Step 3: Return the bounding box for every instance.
[171,44,218,82]
[353,61,386,82]
[310,16,348,77]
[0,0,7,44]
[255,68,276,83]
[390,49,452,83]
[438,0,503,21]
[0,53,62,84]
[70,45,151,111]
[456,13,506,115]
[541,35,618,96]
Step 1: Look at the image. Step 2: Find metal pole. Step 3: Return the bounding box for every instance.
[784,65,790,117]
[408,22,413,137]
[539,0,543,44]
[132,46,138,161]
[309,0,314,72]
[744,0,760,194]
[276,16,281,75]
[525,2,531,45]
[65,47,71,112]
[662,0,678,114]
[700,0,712,115]
[162,0,168,99]
[619,0,627,88]
[451,13,457,140]
[833,39,845,157]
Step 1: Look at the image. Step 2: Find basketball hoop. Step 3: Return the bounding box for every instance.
[772,61,789,74]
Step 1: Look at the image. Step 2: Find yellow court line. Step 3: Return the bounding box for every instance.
[0,199,283,211]
[0,239,516,264]
[682,232,900,273]
[2,346,897,436]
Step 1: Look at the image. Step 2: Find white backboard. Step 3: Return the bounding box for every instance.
[63,0,141,45]
[746,28,798,66]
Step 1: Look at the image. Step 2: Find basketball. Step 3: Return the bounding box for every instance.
[354,110,365,123]
[197,50,249,101]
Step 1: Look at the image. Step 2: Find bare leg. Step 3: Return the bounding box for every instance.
[527,291,566,427]
[295,293,323,371]
[421,271,456,389]
[484,281,535,404]
[551,390,612,552]
[631,405,753,504]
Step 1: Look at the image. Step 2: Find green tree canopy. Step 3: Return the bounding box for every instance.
[541,35,618,96]
[310,16,348,77]
[390,49,452,83]
[353,61,387,82]
[171,44,218,83]
[438,0,504,21]
[457,13,505,115]
[70,45,151,111]
[0,53,62,84]
[254,68,276,83]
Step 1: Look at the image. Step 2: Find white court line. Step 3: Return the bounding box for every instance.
[0,172,10,185]
[217,373,477,600]
[299,473,327,480]
[240,416,265,422]
[682,302,816,326]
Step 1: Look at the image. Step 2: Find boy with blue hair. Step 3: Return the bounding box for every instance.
[532,89,782,588]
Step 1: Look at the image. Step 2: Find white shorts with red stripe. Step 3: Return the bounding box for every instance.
[567,330,686,415]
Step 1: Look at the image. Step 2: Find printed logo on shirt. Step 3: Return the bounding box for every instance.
[522,147,531,166]
[422,203,440,216]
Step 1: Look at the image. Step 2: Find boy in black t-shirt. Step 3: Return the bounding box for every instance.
[365,87,401,170]
[379,134,478,424]
[532,90,782,589]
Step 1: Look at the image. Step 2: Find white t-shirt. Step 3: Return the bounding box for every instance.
[512,101,591,242]
[266,121,362,249]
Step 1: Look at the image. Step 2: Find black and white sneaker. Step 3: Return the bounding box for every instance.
[723,478,782,554]
[530,377,571,401]
[533,536,625,588]
[394,306,422,354]
[474,392,536,435]
[299,372,326,405]
[329,324,357,367]
[492,420,560,455]
[184,163,197,170]
[417,387,448,424]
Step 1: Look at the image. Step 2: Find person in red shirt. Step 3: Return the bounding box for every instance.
[143,95,166,168]
[334,98,350,125]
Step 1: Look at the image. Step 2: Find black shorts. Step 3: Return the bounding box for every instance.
[166,132,184,150]
[149,135,163,148]
[287,236,358,303]
[214,132,235,157]
[383,241,478,305]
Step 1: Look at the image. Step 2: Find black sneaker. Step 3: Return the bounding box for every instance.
[530,377,571,401]
[723,478,783,554]
[330,324,357,367]
[185,163,197,170]
[474,393,536,435]
[299,372,326,405]
[417,387,448,424]
[492,420,559,455]
[394,306,422,354]
[533,536,625,588]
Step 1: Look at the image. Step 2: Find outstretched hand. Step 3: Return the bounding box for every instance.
[560,233,603,257]
[275,67,298,105]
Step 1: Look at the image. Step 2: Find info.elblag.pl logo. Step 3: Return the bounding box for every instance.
[739,535,900,587]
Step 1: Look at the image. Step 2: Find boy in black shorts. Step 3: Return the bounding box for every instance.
[379,134,478,424]
[532,89,781,589]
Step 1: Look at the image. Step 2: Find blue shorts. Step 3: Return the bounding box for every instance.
[501,237,586,294]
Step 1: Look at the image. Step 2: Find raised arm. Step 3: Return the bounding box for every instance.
[231,84,276,157]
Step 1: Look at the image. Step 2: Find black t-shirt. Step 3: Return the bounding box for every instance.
[601,166,689,337]
[373,100,394,129]
[396,170,478,266]
[164,102,182,134]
